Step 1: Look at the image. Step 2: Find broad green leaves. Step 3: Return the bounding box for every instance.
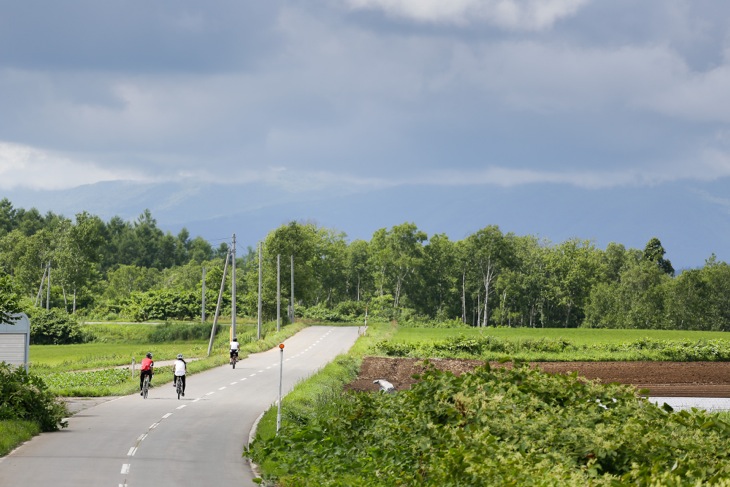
[250,364,730,486]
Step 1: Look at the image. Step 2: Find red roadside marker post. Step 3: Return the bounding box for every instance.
[277,343,285,434]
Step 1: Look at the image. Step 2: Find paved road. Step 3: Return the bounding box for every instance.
[0,326,361,487]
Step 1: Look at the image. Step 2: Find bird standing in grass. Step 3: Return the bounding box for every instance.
[373,379,395,393]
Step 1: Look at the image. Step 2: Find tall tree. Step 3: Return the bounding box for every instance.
[643,237,675,276]
[0,270,22,323]
[368,223,426,309]
[463,226,515,327]
[0,198,16,238]
[417,234,458,319]
[345,239,372,302]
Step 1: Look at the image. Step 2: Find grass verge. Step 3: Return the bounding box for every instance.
[249,321,395,475]
[0,420,40,456]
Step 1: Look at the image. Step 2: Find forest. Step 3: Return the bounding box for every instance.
[1,196,729,331]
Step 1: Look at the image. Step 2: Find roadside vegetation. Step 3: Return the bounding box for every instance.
[249,321,730,486]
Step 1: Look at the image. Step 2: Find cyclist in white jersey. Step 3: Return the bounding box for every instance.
[172,353,187,396]
[230,337,240,362]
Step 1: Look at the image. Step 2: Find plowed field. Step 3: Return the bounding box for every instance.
[347,357,730,397]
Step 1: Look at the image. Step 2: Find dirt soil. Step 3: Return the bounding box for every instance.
[348,357,730,397]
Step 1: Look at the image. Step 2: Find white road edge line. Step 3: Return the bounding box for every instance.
[127,447,137,456]
[121,464,130,474]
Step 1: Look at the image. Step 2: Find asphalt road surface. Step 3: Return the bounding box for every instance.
[0,326,362,487]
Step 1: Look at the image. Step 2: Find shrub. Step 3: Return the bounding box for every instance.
[28,308,84,345]
[250,363,730,486]
[148,322,218,342]
[0,362,68,431]
[299,304,345,322]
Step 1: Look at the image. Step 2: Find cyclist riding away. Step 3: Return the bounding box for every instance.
[172,353,187,396]
[140,352,154,396]
[230,337,240,363]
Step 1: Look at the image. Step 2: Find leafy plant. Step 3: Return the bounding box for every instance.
[0,362,68,431]
[250,362,730,486]
[28,308,84,345]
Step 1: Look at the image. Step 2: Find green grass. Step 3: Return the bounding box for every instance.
[251,321,396,446]
[0,420,40,456]
[29,320,309,396]
[379,326,730,361]
[393,326,730,346]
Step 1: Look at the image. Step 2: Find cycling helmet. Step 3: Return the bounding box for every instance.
[177,353,183,359]
[146,352,152,358]
[233,337,238,341]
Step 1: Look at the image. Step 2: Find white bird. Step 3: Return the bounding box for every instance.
[373,379,395,393]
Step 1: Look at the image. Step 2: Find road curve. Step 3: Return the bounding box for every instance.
[0,325,362,487]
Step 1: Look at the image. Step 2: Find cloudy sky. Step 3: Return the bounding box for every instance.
[1,1,730,268]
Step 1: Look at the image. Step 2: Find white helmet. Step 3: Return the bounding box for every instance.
[177,353,183,359]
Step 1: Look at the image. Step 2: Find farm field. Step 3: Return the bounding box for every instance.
[349,356,730,398]
[392,326,730,345]
[356,327,730,397]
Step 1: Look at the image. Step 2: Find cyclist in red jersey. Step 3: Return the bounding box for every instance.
[139,352,154,395]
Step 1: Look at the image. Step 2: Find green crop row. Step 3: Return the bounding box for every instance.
[374,334,730,361]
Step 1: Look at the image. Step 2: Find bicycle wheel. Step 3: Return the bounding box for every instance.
[232,356,236,369]
[176,378,182,400]
[143,376,150,399]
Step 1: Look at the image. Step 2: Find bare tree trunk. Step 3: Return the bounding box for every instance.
[461,271,467,323]
[482,262,494,327]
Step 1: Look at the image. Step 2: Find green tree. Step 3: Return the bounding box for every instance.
[643,237,674,276]
[0,270,22,324]
[369,223,426,310]
[493,235,547,327]
[416,233,458,319]
[345,239,373,302]
[0,198,17,238]
[544,239,605,328]
[462,226,515,327]
[103,265,162,302]
[584,260,670,329]
[54,212,105,312]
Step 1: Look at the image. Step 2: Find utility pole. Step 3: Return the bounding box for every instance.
[207,250,230,356]
[277,254,281,332]
[201,266,206,324]
[231,234,237,338]
[36,264,48,307]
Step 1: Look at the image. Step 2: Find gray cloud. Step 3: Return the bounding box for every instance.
[0,0,729,192]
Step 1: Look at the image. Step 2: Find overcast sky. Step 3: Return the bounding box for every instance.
[1,1,730,267]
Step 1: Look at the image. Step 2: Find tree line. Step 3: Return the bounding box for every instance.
[1,197,729,330]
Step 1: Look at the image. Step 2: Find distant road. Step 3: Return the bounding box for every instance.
[0,326,361,487]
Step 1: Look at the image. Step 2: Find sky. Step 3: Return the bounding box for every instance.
[1,1,730,269]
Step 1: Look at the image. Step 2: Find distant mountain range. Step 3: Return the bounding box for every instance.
[2,179,727,270]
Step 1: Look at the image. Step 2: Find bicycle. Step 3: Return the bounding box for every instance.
[142,375,150,399]
[230,352,238,369]
[175,377,183,400]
